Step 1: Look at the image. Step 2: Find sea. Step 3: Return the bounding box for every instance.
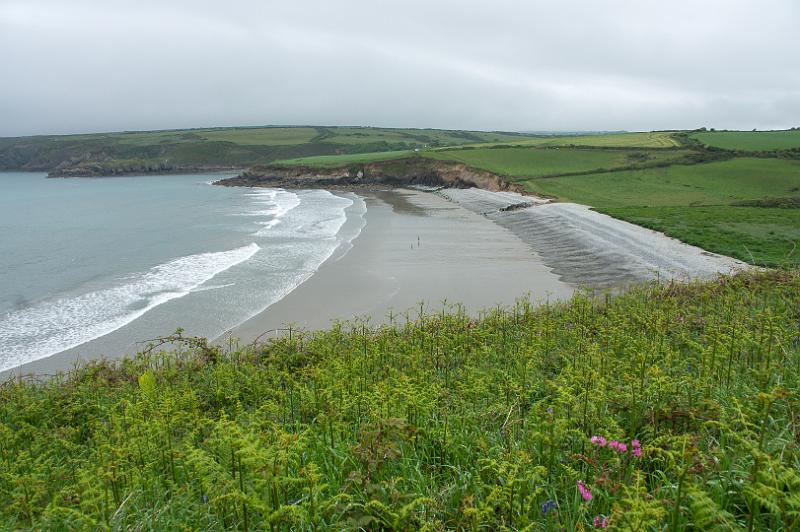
[0,172,366,372]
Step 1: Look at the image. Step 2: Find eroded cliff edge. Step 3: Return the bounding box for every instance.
[214,156,525,193]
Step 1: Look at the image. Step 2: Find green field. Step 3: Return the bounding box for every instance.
[532,131,680,148]
[275,150,415,167]
[198,127,320,145]
[457,131,681,149]
[0,126,545,173]
[691,130,800,151]
[511,158,800,266]
[425,147,691,179]
[3,271,799,530]
[602,206,800,266]
[521,158,800,208]
[317,127,531,147]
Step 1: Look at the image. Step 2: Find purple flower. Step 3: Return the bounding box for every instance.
[590,435,607,447]
[577,480,593,501]
[608,440,620,452]
[593,515,608,528]
[618,442,628,453]
[541,499,557,515]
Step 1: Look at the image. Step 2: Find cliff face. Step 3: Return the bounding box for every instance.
[215,156,524,193]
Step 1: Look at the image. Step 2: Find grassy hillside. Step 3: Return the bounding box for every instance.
[0,126,539,174]
[275,150,415,168]
[456,131,682,149]
[521,158,800,208]
[514,158,800,266]
[424,147,693,179]
[2,271,799,530]
[690,130,800,152]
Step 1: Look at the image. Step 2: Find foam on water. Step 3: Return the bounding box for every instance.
[0,177,366,372]
[244,189,302,232]
[0,243,259,372]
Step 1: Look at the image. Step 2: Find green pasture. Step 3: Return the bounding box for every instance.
[691,129,800,151]
[275,150,415,167]
[521,158,800,207]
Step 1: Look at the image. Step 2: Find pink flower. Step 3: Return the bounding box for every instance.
[590,436,607,447]
[593,515,608,528]
[577,480,593,501]
[608,440,620,452]
[631,439,642,457]
[617,442,628,453]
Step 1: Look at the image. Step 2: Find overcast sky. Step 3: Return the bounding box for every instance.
[1,0,798,137]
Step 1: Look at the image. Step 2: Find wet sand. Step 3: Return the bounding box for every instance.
[225,189,573,342]
[3,189,572,379]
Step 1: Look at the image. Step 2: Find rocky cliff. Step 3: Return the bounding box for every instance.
[215,156,524,192]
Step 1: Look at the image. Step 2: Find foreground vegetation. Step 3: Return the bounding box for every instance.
[2,271,800,530]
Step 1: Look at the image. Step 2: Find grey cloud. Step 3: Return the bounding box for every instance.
[0,0,798,136]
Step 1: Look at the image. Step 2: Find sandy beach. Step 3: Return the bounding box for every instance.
[2,188,572,378]
[225,189,573,343]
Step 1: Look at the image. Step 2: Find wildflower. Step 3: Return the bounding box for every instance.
[593,515,608,528]
[617,442,628,453]
[590,435,607,447]
[608,440,620,452]
[541,499,557,515]
[631,439,642,457]
[577,480,593,501]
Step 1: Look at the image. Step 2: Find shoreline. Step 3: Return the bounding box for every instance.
[1,188,573,379]
[221,189,572,346]
[1,183,750,380]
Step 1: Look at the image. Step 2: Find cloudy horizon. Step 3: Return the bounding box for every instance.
[1,0,798,137]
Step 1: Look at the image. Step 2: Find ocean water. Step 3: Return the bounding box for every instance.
[0,172,366,371]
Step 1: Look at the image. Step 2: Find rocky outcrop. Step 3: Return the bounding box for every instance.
[215,156,524,193]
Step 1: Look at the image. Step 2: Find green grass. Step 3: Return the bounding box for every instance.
[691,130,800,151]
[459,131,681,149]
[275,150,415,167]
[0,126,543,173]
[521,158,800,208]
[513,158,800,266]
[318,127,531,147]
[602,206,800,267]
[197,127,320,146]
[535,131,680,148]
[2,271,800,529]
[424,147,691,179]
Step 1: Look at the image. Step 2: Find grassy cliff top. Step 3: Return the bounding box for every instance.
[2,270,800,529]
